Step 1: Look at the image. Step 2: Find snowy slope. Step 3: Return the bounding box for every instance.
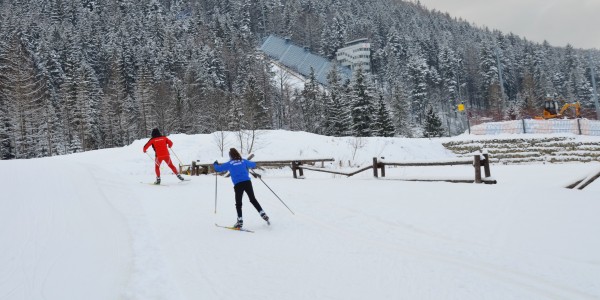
[1,131,599,300]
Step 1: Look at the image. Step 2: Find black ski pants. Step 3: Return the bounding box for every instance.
[233,180,263,218]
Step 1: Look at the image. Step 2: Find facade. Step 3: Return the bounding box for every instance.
[260,35,351,86]
[335,38,371,73]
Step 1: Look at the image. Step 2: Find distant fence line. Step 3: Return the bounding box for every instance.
[470,119,600,135]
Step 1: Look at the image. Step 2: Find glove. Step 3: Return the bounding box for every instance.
[251,172,261,179]
[213,160,219,165]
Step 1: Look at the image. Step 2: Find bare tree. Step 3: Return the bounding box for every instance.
[274,63,291,128]
[348,136,366,165]
[212,130,230,157]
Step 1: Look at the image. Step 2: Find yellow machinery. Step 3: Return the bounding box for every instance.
[534,100,581,119]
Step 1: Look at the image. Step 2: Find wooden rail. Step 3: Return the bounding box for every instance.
[373,154,495,184]
[296,165,373,177]
[295,154,495,184]
[566,168,600,190]
[181,154,495,184]
[181,157,335,177]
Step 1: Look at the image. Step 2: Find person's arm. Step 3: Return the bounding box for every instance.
[143,138,154,152]
[166,137,173,148]
[213,161,229,172]
[245,160,257,169]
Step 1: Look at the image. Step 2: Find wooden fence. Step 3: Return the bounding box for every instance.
[180,155,496,184]
[373,154,496,184]
[180,157,335,177]
[295,154,495,184]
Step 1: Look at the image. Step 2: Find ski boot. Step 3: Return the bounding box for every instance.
[154,177,161,185]
[233,218,243,229]
[260,211,270,225]
[176,174,185,181]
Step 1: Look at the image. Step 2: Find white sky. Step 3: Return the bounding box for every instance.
[417,0,600,50]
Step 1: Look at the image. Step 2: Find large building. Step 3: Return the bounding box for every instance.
[260,35,351,86]
[335,38,371,73]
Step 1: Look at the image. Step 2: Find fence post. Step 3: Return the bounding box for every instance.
[298,162,304,177]
[292,161,298,179]
[522,119,527,134]
[372,157,379,178]
[380,162,386,177]
[483,153,491,178]
[577,118,582,135]
[474,154,482,183]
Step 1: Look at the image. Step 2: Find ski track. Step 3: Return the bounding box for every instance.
[296,210,596,300]
[273,177,598,300]
[3,132,600,300]
[88,166,186,300]
[131,173,599,300]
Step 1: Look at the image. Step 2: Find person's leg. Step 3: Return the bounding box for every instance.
[243,181,264,213]
[155,157,162,178]
[233,183,244,219]
[243,181,269,222]
[164,156,179,174]
[158,156,184,181]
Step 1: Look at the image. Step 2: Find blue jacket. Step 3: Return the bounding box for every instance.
[214,159,257,185]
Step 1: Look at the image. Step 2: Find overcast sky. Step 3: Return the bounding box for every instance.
[417,0,600,50]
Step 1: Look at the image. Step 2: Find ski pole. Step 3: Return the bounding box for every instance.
[250,170,294,215]
[145,152,169,173]
[214,170,218,214]
[169,148,184,166]
[145,152,160,168]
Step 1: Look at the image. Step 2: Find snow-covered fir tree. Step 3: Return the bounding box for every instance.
[323,65,351,136]
[350,67,376,137]
[423,106,445,138]
[372,95,395,137]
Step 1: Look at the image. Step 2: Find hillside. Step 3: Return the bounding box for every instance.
[3,0,600,160]
[1,131,599,300]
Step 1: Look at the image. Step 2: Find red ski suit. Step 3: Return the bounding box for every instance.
[143,136,178,177]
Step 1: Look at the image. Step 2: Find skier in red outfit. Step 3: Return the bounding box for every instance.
[143,128,184,184]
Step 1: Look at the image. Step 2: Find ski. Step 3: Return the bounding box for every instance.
[215,223,254,233]
[141,182,169,187]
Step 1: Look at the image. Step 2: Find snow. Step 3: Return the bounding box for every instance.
[1,130,600,300]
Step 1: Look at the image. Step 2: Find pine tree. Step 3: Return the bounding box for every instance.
[437,45,459,102]
[372,95,395,137]
[75,62,102,151]
[390,83,414,137]
[323,65,350,136]
[407,52,429,125]
[479,40,504,117]
[320,15,346,59]
[243,74,270,130]
[4,33,51,158]
[423,106,444,138]
[300,68,322,133]
[0,37,15,158]
[350,67,375,137]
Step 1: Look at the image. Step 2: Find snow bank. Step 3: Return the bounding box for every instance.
[1,130,599,300]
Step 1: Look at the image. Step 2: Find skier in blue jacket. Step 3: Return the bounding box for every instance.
[214,148,269,229]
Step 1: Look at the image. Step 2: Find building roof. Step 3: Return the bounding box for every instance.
[344,38,369,47]
[259,35,351,86]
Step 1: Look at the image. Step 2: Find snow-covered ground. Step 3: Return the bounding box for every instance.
[1,130,599,300]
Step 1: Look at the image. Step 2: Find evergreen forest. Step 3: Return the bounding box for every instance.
[1,0,599,159]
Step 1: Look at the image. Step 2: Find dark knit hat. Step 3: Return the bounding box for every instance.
[151,128,161,138]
